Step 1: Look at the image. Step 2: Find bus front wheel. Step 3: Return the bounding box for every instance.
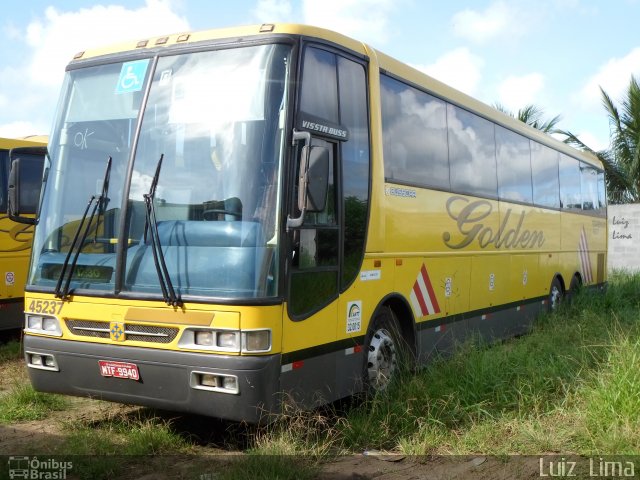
[363,308,404,394]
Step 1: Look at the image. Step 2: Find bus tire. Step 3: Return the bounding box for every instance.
[548,277,563,312]
[566,275,582,303]
[363,307,406,394]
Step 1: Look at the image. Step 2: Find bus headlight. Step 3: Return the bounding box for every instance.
[25,314,62,337]
[194,330,214,346]
[216,332,239,349]
[179,328,240,352]
[242,330,271,353]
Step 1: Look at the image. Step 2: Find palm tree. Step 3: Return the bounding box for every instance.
[493,103,562,134]
[560,76,640,204]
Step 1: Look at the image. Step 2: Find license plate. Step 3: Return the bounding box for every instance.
[99,360,140,380]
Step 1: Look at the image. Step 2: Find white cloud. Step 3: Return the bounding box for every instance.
[0,1,189,138]
[413,48,484,97]
[252,0,293,22]
[302,0,395,46]
[26,0,189,88]
[578,47,640,111]
[497,73,545,110]
[452,1,525,44]
[0,120,48,138]
[572,130,609,152]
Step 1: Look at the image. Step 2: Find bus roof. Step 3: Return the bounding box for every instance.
[69,23,602,170]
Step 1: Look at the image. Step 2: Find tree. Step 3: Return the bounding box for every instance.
[559,76,640,204]
[493,103,562,134]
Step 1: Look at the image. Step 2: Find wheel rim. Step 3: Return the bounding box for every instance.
[367,328,397,391]
[550,284,561,310]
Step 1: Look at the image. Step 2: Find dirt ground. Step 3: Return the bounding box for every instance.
[0,334,544,480]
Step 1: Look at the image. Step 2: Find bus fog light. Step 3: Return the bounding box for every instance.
[191,372,239,394]
[216,332,238,349]
[242,330,271,352]
[200,374,218,387]
[222,376,237,390]
[26,352,58,371]
[194,331,214,346]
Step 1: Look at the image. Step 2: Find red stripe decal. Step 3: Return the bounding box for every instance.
[421,264,441,313]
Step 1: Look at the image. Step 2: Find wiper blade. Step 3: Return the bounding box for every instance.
[94,156,112,243]
[55,156,112,300]
[143,154,181,307]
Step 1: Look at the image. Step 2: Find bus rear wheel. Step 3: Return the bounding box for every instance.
[548,277,564,312]
[364,308,404,394]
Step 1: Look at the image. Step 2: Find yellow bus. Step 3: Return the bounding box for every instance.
[0,136,46,330]
[11,24,606,422]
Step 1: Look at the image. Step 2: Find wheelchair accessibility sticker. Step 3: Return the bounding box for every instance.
[115,59,149,94]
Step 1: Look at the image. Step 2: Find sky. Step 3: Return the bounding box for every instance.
[1,0,639,151]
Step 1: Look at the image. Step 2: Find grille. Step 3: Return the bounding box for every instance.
[66,320,179,344]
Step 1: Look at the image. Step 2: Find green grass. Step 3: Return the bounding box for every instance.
[2,273,638,479]
[54,411,195,479]
[249,271,640,460]
[0,339,22,362]
[0,383,68,423]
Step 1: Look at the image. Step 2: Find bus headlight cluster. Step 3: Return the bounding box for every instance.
[179,328,271,353]
[25,314,62,337]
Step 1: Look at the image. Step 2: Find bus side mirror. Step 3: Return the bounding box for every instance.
[8,147,46,225]
[287,130,329,231]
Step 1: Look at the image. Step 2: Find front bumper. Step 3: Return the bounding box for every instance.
[24,335,282,423]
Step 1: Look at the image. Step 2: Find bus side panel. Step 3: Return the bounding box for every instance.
[561,213,608,287]
[280,299,339,410]
[402,257,470,363]
[532,208,561,294]
[509,254,540,302]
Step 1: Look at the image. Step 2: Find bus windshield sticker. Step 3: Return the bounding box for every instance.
[298,113,349,141]
[115,59,150,94]
[346,301,362,334]
[360,270,381,281]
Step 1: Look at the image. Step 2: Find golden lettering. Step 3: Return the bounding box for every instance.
[443,196,545,250]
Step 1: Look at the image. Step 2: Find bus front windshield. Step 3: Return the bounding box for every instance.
[30,43,290,300]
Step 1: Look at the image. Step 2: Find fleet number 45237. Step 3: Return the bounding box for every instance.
[27,299,63,315]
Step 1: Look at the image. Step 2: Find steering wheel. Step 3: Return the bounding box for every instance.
[202,209,242,220]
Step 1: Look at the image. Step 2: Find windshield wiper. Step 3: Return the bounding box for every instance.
[55,156,112,300]
[143,154,181,307]
[94,155,112,243]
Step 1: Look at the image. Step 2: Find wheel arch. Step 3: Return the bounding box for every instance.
[369,292,418,357]
[552,272,567,293]
[570,272,583,289]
